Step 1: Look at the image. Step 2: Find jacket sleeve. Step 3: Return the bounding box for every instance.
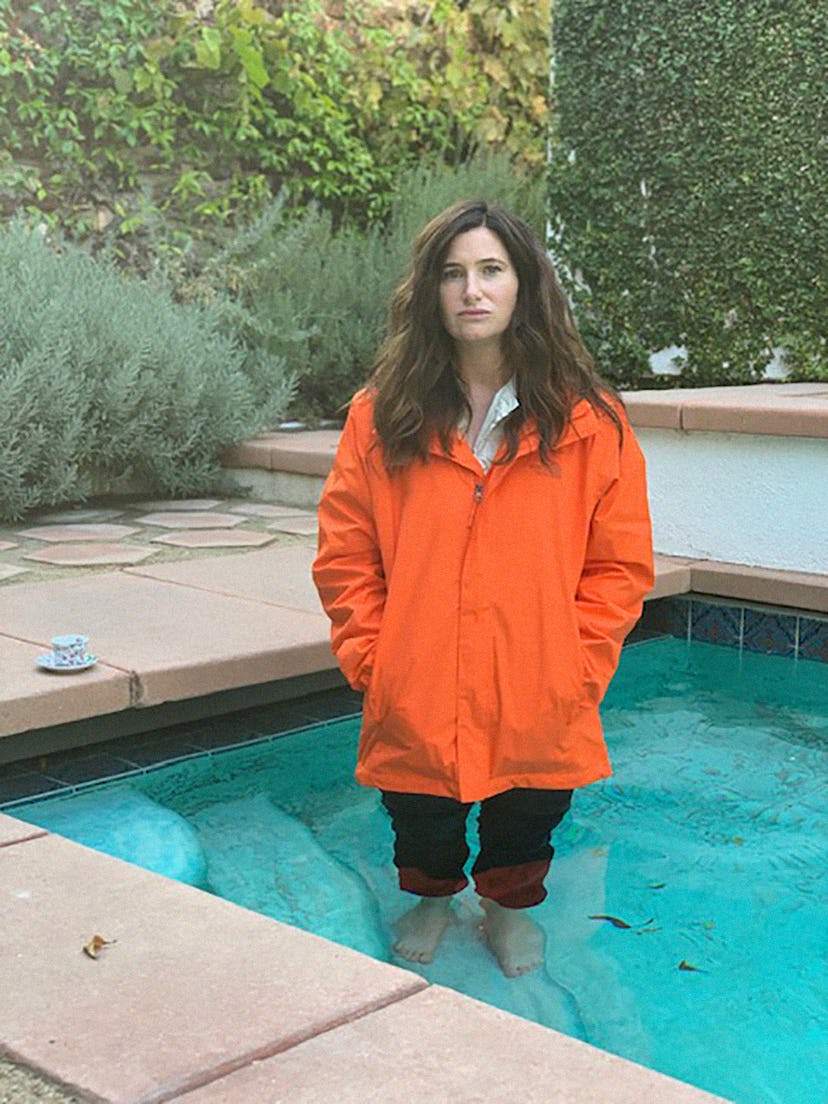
[575,417,654,705]
[312,398,386,692]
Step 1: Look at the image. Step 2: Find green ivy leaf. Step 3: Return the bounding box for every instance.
[195,28,222,71]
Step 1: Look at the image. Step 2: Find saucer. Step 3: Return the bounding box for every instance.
[36,653,98,674]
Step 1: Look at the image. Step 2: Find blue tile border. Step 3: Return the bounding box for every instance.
[742,608,797,658]
[799,617,828,663]
[0,685,363,811]
[642,595,828,663]
[691,600,743,649]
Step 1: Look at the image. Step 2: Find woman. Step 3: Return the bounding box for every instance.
[312,200,653,977]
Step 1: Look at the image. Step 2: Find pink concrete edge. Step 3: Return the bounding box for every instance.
[0,831,731,1104]
[689,560,828,614]
[0,813,48,848]
[0,833,428,1104]
[221,388,828,477]
[680,403,828,437]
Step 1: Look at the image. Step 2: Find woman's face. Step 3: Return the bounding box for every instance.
[438,227,519,351]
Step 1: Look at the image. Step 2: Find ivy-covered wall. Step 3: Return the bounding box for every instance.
[548,0,826,386]
[0,0,548,238]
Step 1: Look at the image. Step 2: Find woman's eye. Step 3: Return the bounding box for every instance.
[483,264,504,276]
[441,269,463,281]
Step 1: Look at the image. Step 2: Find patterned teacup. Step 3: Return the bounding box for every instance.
[51,634,90,668]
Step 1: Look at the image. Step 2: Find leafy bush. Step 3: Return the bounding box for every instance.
[0,0,549,243]
[548,0,826,385]
[0,221,295,520]
[173,152,547,420]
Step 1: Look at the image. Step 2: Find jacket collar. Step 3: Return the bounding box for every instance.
[428,395,600,471]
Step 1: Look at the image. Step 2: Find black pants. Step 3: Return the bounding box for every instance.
[381,788,573,909]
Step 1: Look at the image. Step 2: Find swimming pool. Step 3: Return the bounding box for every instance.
[8,636,827,1104]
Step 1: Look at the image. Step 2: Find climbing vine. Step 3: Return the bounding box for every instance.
[548,0,826,384]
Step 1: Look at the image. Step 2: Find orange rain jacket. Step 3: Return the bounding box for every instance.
[313,389,654,803]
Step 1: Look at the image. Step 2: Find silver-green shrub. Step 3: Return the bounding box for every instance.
[0,221,295,520]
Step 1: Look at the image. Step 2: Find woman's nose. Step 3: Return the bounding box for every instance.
[463,274,482,300]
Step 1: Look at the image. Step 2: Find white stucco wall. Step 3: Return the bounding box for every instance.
[636,428,828,575]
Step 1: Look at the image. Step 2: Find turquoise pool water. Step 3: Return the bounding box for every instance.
[12,638,827,1104]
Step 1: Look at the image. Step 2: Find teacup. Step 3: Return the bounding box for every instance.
[51,634,90,668]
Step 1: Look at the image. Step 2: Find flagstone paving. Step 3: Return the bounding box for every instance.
[150,529,277,548]
[17,524,140,542]
[23,544,158,566]
[134,511,245,529]
[0,497,319,588]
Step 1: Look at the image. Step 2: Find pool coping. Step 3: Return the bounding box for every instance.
[221,385,828,480]
[0,559,749,1103]
[0,816,730,1104]
[0,550,825,758]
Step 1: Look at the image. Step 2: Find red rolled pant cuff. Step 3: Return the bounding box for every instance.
[397,866,469,897]
[473,858,550,909]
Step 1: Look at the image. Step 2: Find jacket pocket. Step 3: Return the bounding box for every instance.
[363,631,389,725]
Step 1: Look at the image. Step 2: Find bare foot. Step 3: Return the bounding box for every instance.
[481,899,545,977]
[393,898,453,964]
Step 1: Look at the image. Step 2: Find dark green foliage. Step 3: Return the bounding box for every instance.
[548,0,827,385]
[0,221,295,520]
[175,153,547,419]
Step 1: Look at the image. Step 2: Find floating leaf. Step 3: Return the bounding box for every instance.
[731,836,744,846]
[647,881,666,889]
[678,959,702,972]
[83,934,116,960]
[589,914,632,929]
[637,926,662,934]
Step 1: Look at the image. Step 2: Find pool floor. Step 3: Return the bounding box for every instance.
[11,638,827,1104]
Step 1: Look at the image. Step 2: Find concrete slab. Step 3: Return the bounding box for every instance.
[0,812,48,847]
[622,391,683,430]
[0,834,426,1104]
[225,468,326,510]
[23,544,157,566]
[625,384,828,438]
[0,636,131,739]
[17,524,139,543]
[690,560,828,614]
[682,390,828,436]
[180,986,729,1104]
[223,430,340,476]
[149,530,276,549]
[135,512,243,530]
[0,574,334,708]
[126,544,323,614]
[650,554,693,600]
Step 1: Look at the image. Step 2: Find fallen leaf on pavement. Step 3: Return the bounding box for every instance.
[83,935,116,960]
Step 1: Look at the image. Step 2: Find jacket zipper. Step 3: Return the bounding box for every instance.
[467,481,484,527]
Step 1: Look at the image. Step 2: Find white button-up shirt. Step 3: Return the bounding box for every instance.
[463,378,519,472]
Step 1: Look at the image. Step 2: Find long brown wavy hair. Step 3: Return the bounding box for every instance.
[368,200,622,467]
